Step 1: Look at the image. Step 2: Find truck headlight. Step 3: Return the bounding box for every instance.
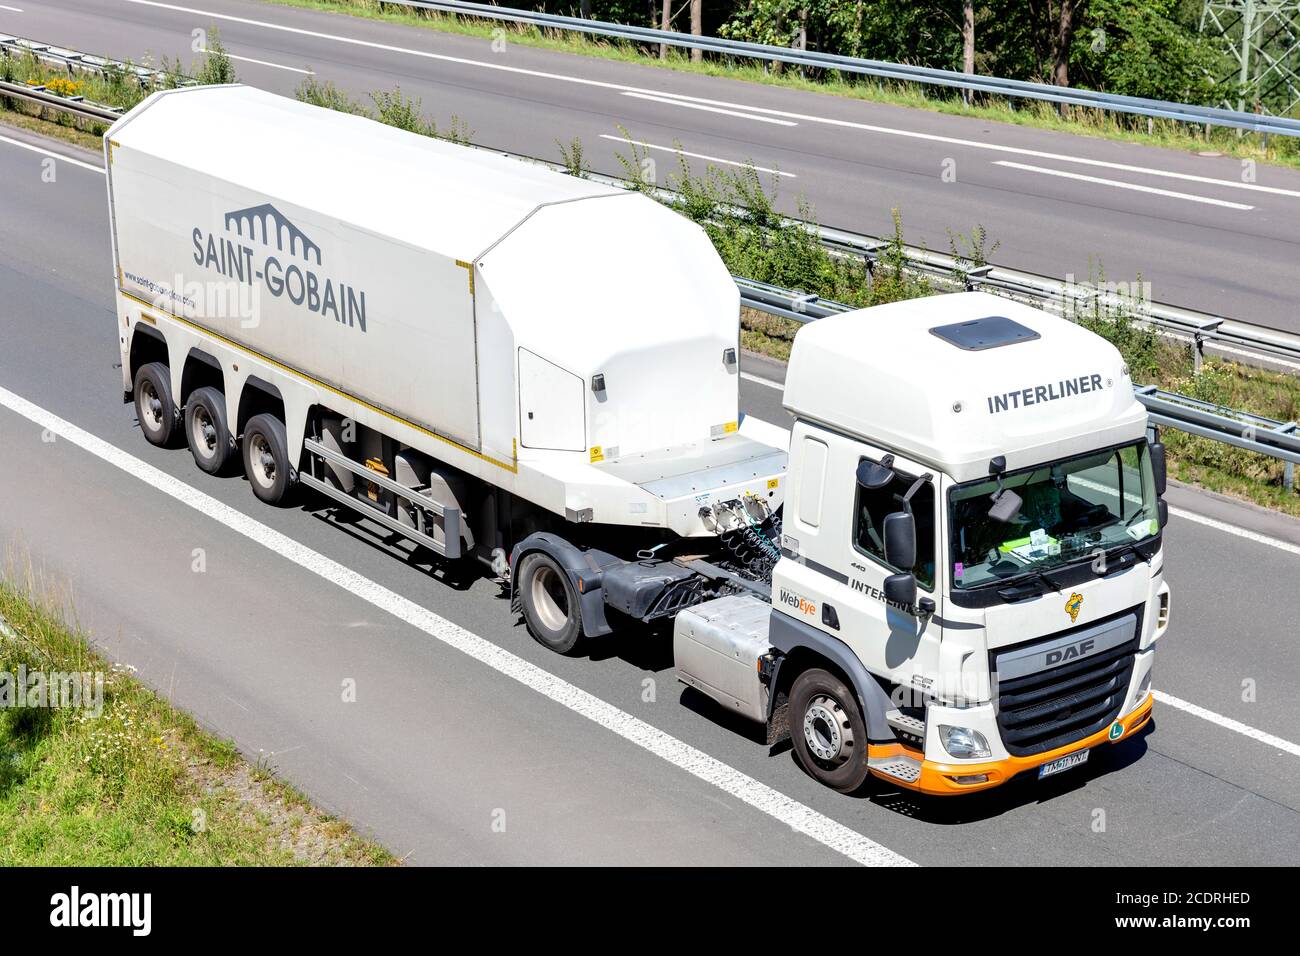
[939,725,991,759]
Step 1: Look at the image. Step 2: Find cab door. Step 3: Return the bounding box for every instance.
[825,441,943,698]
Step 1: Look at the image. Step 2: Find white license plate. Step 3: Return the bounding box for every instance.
[1038,749,1089,779]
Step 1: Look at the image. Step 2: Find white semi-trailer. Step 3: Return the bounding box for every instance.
[105,86,1170,795]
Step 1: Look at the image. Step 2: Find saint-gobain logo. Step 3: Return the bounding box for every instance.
[191,203,367,332]
[49,886,151,936]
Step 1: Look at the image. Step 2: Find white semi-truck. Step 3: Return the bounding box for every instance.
[105,86,1170,795]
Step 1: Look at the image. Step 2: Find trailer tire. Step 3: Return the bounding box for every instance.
[185,386,233,475]
[789,668,870,794]
[242,413,293,506]
[134,362,179,448]
[517,553,584,655]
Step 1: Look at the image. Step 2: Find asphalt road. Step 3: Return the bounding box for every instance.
[2,127,1300,864]
[4,0,1300,336]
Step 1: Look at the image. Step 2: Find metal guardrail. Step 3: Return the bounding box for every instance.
[1,33,184,90]
[1137,387,1299,490]
[0,79,122,122]
[375,0,1300,136]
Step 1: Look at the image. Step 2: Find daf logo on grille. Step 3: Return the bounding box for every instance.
[1045,637,1095,667]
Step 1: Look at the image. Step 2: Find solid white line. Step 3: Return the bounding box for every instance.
[1153,691,1300,758]
[0,384,913,867]
[200,46,313,74]
[993,161,1255,210]
[741,371,784,391]
[621,91,796,125]
[598,134,794,177]
[1169,505,1300,558]
[117,0,1300,204]
[0,133,104,174]
[1029,157,1300,199]
[0,5,24,12]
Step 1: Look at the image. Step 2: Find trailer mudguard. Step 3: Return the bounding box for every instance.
[509,532,622,638]
[767,610,897,741]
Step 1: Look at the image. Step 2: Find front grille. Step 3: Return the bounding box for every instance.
[993,608,1141,757]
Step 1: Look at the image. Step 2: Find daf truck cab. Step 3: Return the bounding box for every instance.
[674,292,1170,794]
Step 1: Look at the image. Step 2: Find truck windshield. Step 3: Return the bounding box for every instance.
[948,440,1159,591]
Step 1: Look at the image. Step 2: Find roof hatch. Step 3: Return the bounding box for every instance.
[929,315,1040,351]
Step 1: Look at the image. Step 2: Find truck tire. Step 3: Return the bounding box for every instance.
[517,552,584,654]
[185,386,233,475]
[242,412,293,505]
[789,668,870,794]
[133,362,179,448]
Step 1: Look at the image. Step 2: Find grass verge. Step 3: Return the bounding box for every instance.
[260,0,1300,172]
[0,579,396,865]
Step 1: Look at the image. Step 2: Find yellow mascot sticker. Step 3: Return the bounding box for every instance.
[1065,592,1083,624]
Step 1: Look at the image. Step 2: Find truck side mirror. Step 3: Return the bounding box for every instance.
[882,511,916,571]
[1157,497,1169,530]
[857,457,895,491]
[1150,440,1167,496]
[883,572,917,610]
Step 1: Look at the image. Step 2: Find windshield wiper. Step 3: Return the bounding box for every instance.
[996,567,1067,601]
[1092,541,1151,577]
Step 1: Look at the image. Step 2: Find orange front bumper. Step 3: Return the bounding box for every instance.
[869,693,1154,796]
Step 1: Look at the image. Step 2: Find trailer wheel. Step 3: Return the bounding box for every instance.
[134,362,178,448]
[242,413,293,505]
[518,553,584,654]
[185,386,233,475]
[789,668,870,794]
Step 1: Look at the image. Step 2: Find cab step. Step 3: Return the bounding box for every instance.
[885,708,926,743]
[870,755,922,784]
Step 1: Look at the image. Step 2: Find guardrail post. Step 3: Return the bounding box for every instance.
[1279,423,1298,493]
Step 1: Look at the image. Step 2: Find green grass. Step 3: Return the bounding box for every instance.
[259,0,1300,172]
[0,580,396,866]
[0,107,104,149]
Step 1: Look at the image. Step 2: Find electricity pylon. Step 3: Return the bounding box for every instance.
[1201,0,1300,115]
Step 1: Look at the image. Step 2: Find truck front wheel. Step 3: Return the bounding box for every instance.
[133,362,178,448]
[789,668,870,794]
[242,413,293,505]
[517,553,584,655]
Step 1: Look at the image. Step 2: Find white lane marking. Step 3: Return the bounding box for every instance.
[741,371,784,390]
[1169,505,1300,558]
[1153,691,1300,758]
[1024,157,1300,199]
[993,161,1255,211]
[118,0,1300,205]
[199,46,313,74]
[619,91,797,126]
[0,133,105,174]
[599,134,794,177]
[0,385,913,868]
[0,5,24,12]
